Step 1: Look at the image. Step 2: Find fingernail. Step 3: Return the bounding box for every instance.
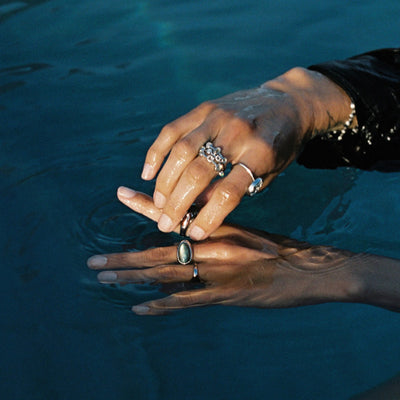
[158,214,173,232]
[97,271,118,283]
[132,305,150,315]
[190,226,206,241]
[87,255,108,268]
[141,163,154,180]
[153,190,166,208]
[118,186,136,199]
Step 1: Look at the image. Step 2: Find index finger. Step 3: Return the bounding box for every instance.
[116,186,244,242]
[141,102,215,180]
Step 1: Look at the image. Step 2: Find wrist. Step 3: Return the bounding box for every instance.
[264,67,357,143]
[304,69,358,138]
[348,253,400,312]
[306,248,363,305]
[278,245,362,307]
[262,67,316,143]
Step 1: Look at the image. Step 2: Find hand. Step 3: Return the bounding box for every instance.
[87,188,359,315]
[141,68,354,240]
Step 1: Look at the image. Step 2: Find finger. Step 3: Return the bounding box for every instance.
[87,246,178,269]
[141,103,215,180]
[117,186,166,226]
[96,264,194,284]
[194,179,219,205]
[187,165,277,240]
[131,287,227,315]
[87,235,247,270]
[157,156,216,234]
[153,123,214,208]
[116,186,232,240]
[185,164,251,240]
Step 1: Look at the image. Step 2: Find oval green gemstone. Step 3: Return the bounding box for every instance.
[177,240,192,265]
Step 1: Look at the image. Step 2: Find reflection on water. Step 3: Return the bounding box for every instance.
[0,63,51,76]
[2,1,400,399]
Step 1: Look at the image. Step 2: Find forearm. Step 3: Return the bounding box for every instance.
[288,247,400,312]
[350,253,400,312]
[320,251,400,312]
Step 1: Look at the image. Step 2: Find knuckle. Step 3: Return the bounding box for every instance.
[218,243,241,260]
[282,66,311,82]
[185,160,208,183]
[179,293,200,307]
[209,107,233,125]
[198,101,216,114]
[246,139,275,172]
[157,265,178,281]
[228,116,253,133]
[172,138,195,160]
[150,246,172,261]
[256,138,275,157]
[145,146,158,164]
[206,241,240,260]
[118,252,139,266]
[159,122,177,139]
[217,182,243,205]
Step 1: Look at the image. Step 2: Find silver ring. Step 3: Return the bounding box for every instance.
[180,205,199,237]
[236,162,263,196]
[193,263,199,279]
[199,142,227,177]
[191,263,200,282]
[177,239,193,265]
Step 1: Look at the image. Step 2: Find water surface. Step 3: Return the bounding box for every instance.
[1,1,400,399]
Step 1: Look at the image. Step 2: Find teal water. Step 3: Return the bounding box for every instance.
[1,1,400,399]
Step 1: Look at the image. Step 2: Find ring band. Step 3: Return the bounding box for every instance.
[236,162,263,196]
[191,263,200,282]
[193,263,199,279]
[180,205,199,237]
[199,142,227,177]
[177,240,193,265]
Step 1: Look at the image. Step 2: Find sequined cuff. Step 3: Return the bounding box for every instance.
[299,48,400,171]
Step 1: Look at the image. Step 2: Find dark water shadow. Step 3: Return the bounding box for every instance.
[0,0,50,23]
[350,372,400,399]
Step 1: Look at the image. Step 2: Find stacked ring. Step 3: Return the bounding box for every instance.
[236,162,263,196]
[199,141,227,177]
[180,205,199,237]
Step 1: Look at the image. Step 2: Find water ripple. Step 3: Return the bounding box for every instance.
[0,62,51,76]
[76,191,176,256]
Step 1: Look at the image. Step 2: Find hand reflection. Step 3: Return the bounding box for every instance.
[87,187,359,315]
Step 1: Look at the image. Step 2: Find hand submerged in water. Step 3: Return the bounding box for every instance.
[87,187,375,316]
[141,68,356,240]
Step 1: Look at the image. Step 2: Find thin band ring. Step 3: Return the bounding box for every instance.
[191,263,200,282]
[236,162,263,197]
[180,205,199,237]
[237,162,255,180]
[193,263,199,279]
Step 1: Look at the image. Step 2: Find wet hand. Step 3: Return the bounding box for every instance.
[141,68,322,240]
[141,67,354,240]
[87,189,357,315]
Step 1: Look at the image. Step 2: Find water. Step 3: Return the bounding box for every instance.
[1,1,400,399]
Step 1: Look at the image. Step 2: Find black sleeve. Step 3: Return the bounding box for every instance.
[297,48,400,171]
